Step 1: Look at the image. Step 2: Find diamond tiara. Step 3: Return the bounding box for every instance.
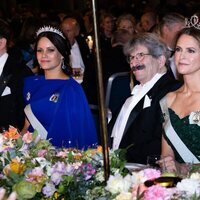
[185,15,200,30]
[36,26,65,39]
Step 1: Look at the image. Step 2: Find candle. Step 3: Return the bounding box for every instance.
[87,35,93,51]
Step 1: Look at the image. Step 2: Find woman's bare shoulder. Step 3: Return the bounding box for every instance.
[166,89,179,107]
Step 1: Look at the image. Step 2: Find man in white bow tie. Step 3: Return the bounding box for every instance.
[108,32,181,164]
[0,19,32,131]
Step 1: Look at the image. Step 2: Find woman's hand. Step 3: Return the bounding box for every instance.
[161,136,182,174]
[158,156,190,176]
[0,188,17,200]
[159,156,179,173]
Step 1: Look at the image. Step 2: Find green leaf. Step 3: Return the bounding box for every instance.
[32,129,39,141]
[16,137,23,148]
[7,170,23,183]
[13,181,37,199]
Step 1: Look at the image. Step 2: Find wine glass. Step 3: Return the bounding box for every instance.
[73,68,82,79]
[147,155,161,169]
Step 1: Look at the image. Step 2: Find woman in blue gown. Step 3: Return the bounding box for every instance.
[22,26,98,149]
[160,26,200,175]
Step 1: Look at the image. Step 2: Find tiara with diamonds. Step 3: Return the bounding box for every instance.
[185,15,200,30]
[36,26,65,39]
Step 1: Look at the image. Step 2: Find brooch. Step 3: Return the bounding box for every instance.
[26,92,31,101]
[189,111,200,126]
[49,93,60,103]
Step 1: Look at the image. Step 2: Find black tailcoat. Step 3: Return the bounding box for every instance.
[108,72,182,164]
[0,53,32,130]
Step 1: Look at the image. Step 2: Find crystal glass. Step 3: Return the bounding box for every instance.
[147,155,161,169]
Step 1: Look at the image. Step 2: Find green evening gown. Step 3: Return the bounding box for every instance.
[163,108,200,163]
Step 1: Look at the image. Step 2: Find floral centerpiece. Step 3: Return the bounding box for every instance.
[0,127,200,200]
[0,127,128,199]
[105,168,200,200]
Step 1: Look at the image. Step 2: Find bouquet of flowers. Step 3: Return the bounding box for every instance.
[0,127,128,200]
[105,168,200,200]
[0,127,199,200]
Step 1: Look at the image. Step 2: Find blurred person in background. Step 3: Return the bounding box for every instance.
[61,17,93,79]
[16,16,41,74]
[159,12,185,79]
[102,28,133,89]
[116,14,136,35]
[99,12,115,55]
[61,16,97,104]
[140,11,157,32]
[0,19,31,131]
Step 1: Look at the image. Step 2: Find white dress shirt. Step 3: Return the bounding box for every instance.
[0,53,11,96]
[167,47,178,80]
[0,53,8,76]
[111,73,164,150]
[169,56,179,80]
[70,40,85,72]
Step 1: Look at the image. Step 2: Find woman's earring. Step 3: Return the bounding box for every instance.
[61,58,66,69]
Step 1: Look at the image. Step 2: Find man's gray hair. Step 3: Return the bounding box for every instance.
[160,13,185,30]
[123,32,169,60]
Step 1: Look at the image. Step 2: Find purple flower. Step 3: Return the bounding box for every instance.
[51,172,63,185]
[65,164,75,176]
[52,161,67,174]
[19,143,29,154]
[42,182,56,197]
[50,162,68,185]
[80,163,96,180]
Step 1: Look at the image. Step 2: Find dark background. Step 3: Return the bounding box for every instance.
[0,0,199,20]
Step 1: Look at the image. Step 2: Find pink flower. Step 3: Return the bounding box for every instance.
[132,183,147,197]
[38,149,47,157]
[144,185,170,200]
[26,167,45,183]
[56,151,67,158]
[22,132,33,143]
[143,168,161,181]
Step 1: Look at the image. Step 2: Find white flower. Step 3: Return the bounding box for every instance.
[0,134,4,151]
[72,161,82,169]
[131,170,145,183]
[0,157,5,167]
[189,111,200,126]
[105,173,134,194]
[190,172,200,180]
[176,178,200,196]
[34,157,50,168]
[110,168,120,174]
[115,192,132,200]
[95,171,104,182]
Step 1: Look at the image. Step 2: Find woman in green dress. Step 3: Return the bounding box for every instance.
[160,26,200,175]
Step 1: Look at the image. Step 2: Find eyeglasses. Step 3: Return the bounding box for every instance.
[127,52,152,63]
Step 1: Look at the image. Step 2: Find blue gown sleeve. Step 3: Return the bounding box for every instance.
[47,79,98,149]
